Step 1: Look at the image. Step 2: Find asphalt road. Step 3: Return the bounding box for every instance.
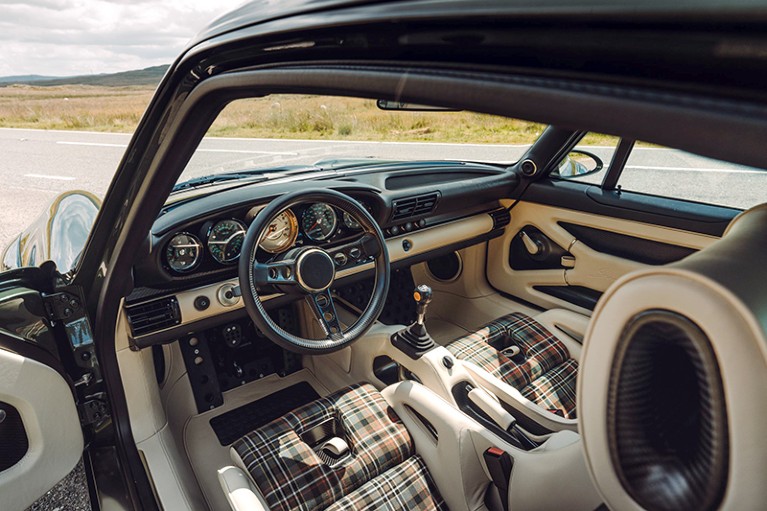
[1,127,765,254]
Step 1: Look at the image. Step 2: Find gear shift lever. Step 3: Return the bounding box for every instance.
[414,284,432,330]
[391,284,437,358]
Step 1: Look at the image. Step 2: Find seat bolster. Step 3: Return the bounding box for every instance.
[218,466,269,511]
[533,309,589,361]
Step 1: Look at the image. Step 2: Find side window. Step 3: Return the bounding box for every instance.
[618,145,767,210]
[550,133,618,185]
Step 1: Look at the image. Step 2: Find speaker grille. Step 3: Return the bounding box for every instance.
[427,252,462,282]
[608,310,728,511]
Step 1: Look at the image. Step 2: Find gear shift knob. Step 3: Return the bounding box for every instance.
[391,284,436,357]
[413,284,432,325]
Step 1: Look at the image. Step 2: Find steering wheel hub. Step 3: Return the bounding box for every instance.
[295,248,336,293]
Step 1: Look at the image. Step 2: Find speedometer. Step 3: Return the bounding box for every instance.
[207,219,247,264]
[259,210,298,253]
[302,203,337,241]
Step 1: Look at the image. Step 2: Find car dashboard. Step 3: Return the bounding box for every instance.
[124,160,517,349]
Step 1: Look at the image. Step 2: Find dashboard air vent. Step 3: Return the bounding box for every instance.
[126,296,181,337]
[391,192,440,221]
[489,208,511,229]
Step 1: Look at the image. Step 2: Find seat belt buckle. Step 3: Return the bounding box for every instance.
[483,447,513,511]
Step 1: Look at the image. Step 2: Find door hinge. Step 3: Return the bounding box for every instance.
[78,392,110,427]
[43,291,84,322]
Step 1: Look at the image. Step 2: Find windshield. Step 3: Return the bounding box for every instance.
[177,94,545,186]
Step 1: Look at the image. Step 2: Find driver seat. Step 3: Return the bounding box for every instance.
[218,383,448,511]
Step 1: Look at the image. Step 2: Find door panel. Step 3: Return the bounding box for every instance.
[487,200,720,314]
[0,340,84,511]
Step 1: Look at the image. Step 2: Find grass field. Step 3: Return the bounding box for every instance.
[0,84,616,145]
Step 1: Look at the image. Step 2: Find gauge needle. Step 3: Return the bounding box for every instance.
[308,219,322,232]
[266,226,287,239]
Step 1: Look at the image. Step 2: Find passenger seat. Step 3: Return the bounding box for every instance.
[446,310,585,420]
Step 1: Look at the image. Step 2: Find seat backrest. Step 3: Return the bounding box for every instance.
[578,204,767,511]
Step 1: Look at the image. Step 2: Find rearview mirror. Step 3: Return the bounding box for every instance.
[552,150,604,179]
[376,99,459,111]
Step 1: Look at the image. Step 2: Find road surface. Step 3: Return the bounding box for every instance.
[1,127,765,255]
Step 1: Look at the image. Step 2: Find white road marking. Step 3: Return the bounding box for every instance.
[625,165,764,174]
[196,148,298,155]
[23,173,75,181]
[56,141,126,148]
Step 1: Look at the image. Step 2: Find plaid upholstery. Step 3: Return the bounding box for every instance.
[325,456,448,511]
[233,383,441,511]
[447,312,579,419]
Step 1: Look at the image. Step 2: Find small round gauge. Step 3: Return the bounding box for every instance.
[343,211,361,230]
[208,219,247,264]
[302,203,337,241]
[259,210,299,253]
[165,233,202,273]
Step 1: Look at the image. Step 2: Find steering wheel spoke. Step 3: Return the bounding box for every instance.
[305,289,343,340]
[253,259,298,286]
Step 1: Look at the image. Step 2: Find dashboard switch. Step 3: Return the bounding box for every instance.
[349,247,362,259]
[217,283,241,307]
[194,296,210,311]
[334,252,348,267]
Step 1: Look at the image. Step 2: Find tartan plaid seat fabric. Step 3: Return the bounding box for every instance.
[325,456,448,511]
[446,312,579,419]
[232,383,447,511]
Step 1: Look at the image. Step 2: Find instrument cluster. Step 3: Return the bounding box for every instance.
[163,201,371,275]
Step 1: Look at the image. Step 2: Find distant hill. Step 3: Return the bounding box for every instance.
[0,74,61,84]
[0,65,169,87]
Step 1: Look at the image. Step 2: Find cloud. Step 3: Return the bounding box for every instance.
[0,0,246,76]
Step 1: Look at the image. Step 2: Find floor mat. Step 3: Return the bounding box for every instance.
[209,381,320,445]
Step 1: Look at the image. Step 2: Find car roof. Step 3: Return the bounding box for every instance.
[192,0,767,46]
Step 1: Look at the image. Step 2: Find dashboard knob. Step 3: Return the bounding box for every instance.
[390,225,400,236]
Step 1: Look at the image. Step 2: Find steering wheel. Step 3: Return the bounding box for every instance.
[238,189,390,354]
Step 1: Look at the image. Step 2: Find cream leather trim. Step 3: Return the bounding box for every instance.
[126,212,494,342]
[534,308,588,360]
[382,381,602,511]
[487,201,718,313]
[218,466,269,511]
[0,350,84,511]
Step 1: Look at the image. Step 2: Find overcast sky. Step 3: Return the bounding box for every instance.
[0,0,247,77]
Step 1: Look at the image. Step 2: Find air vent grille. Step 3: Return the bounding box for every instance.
[489,208,511,229]
[391,192,439,221]
[126,296,181,336]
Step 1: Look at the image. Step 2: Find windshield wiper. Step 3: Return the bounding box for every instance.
[171,173,268,193]
[171,165,323,193]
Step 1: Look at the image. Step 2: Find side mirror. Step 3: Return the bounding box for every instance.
[552,150,603,179]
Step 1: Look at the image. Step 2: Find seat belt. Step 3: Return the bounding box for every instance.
[483,447,513,511]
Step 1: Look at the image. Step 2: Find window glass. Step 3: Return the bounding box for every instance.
[177,95,545,186]
[620,145,767,209]
[550,133,618,185]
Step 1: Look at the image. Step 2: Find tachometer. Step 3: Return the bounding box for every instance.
[208,219,247,264]
[259,210,299,253]
[301,203,337,241]
[165,233,202,273]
